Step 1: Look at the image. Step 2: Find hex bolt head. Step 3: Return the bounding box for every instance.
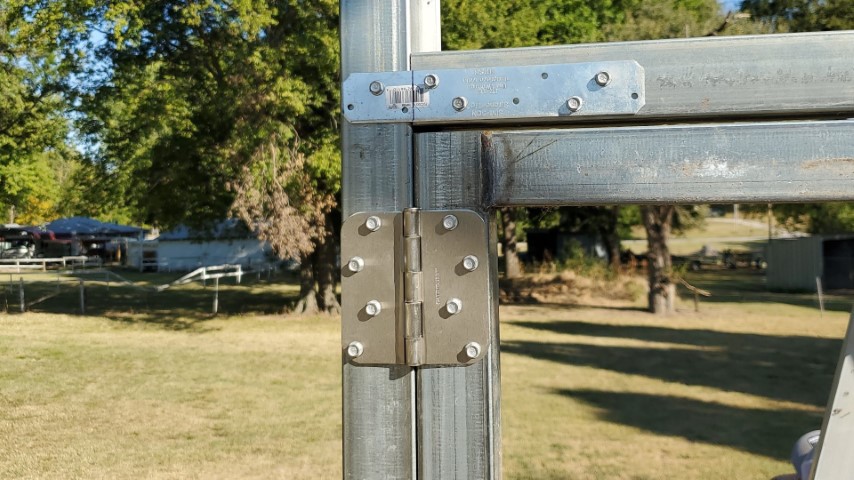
[347,341,364,359]
[567,96,583,112]
[365,300,382,317]
[446,298,463,315]
[369,81,385,96]
[595,71,611,87]
[452,96,468,112]
[364,216,382,232]
[347,256,365,273]
[442,214,459,231]
[464,342,482,359]
[462,255,479,272]
[424,74,439,89]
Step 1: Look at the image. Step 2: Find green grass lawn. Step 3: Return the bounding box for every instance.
[1,269,850,479]
[625,217,775,255]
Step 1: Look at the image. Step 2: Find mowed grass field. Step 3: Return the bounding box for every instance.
[1,269,850,479]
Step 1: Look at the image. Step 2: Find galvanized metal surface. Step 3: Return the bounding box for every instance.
[811,313,854,479]
[485,120,854,206]
[413,31,854,123]
[416,131,502,479]
[340,0,417,478]
[341,212,402,365]
[342,61,646,125]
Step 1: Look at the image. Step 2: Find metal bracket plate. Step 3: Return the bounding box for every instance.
[342,60,645,125]
[418,211,490,365]
[341,212,402,365]
[341,210,490,366]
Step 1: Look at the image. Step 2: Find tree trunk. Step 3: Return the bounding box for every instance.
[501,207,522,279]
[642,205,676,314]
[599,206,622,273]
[315,220,341,315]
[293,251,319,314]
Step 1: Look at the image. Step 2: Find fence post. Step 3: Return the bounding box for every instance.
[19,277,24,313]
[79,279,85,315]
[212,277,219,315]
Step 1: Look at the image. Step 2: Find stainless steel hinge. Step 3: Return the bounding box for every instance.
[341,209,490,366]
[341,60,645,125]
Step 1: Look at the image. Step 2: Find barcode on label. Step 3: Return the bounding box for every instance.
[385,85,429,109]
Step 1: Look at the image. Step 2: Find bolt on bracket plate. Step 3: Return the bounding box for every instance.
[342,60,645,125]
[341,210,491,366]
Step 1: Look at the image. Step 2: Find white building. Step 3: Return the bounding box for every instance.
[126,220,276,271]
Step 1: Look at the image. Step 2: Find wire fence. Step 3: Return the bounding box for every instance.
[1,262,288,317]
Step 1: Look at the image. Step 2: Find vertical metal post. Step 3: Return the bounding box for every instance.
[341,1,438,478]
[342,2,500,478]
[415,131,502,479]
[19,277,24,313]
[811,312,854,478]
[213,277,219,315]
[78,279,85,315]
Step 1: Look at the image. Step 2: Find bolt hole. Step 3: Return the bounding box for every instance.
[512,97,520,105]
[631,93,638,99]
[347,104,355,110]
[541,72,549,79]
[402,106,409,113]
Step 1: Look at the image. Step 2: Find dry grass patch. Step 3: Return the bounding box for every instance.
[0,313,341,479]
[2,269,849,479]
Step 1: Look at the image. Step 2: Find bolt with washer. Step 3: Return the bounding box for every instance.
[424,74,439,89]
[347,256,365,273]
[364,216,382,231]
[462,255,479,272]
[365,300,382,317]
[594,71,611,87]
[452,96,468,112]
[347,341,364,359]
[369,81,384,96]
[442,214,459,231]
[567,96,583,112]
[464,342,482,359]
[446,298,463,315]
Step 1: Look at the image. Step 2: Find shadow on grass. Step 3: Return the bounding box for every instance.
[504,322,840,407]
[4,278,299,331]
[556,389,821,460]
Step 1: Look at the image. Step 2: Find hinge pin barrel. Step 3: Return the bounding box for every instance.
[403,208,425,366]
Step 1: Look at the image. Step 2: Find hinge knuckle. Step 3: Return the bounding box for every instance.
[403,208,424,366]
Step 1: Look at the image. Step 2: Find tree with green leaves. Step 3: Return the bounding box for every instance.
[68,0,341,313]
[0,1,87,224]
[741,0,854,32]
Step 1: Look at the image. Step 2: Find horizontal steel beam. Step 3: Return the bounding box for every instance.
[483,120,854,206]
[413,31,854,125]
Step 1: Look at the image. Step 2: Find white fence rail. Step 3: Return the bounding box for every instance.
[0,256,100,272]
